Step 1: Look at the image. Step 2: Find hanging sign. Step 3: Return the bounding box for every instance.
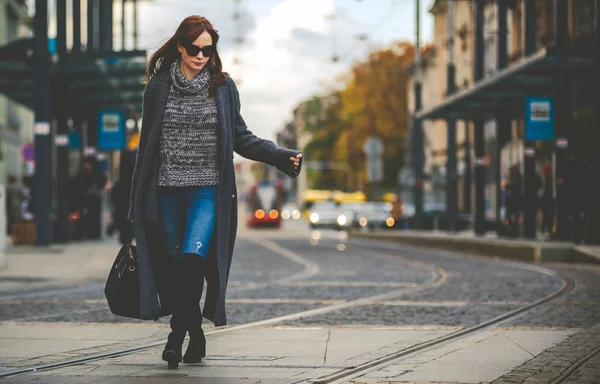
[98,110,125,150]
[525,97,555,141]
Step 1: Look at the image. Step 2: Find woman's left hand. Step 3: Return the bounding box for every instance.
[289,153,303,170]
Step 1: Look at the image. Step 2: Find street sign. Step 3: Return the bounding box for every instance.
[525,97,554,141]
[363,137,384,183]
[98,110,125,150]
[363,137,384,157]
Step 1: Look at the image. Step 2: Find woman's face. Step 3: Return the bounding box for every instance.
[177,31,213,74]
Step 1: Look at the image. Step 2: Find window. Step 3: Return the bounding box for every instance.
[5,5,18,42]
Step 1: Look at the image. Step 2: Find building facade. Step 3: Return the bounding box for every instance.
[0,0,34,183]
[409,0,599,242]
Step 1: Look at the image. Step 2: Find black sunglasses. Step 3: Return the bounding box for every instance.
[181,41,214,57]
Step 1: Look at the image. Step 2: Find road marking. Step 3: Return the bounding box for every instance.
[278,281,417,288]
[243,237,321,283]
[379,300,530,307]
[227,298,347,305]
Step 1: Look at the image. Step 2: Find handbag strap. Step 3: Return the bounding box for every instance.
[128,223,135,246]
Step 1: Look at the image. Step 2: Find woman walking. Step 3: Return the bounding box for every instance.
[128,15,303,368]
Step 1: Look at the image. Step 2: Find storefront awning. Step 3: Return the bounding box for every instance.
[0,38,146,116]
[416,47,596,121]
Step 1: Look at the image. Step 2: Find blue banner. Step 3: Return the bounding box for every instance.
[98,110,126,150]
[525,97,555,141]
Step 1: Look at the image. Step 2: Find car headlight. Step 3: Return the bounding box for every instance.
[337,215,347,226]
[386,217,395,227]
[255,209,265,219]
[281,210,291,220]
[310,213,319,223]
[292,210,301,220]
[269,210,279,219]
[359,217,368,227]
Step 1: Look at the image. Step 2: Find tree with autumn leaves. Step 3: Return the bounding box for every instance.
[301,41,416,192]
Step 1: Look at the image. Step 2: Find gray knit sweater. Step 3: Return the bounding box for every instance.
[158,61,219,187]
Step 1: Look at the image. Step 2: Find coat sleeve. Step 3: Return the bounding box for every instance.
[128,82,154,221]
[230,78,302,179]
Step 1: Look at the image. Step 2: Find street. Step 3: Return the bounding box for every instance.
[1,220,599,383]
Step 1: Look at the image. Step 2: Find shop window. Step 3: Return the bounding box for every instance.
[572,0,595,52]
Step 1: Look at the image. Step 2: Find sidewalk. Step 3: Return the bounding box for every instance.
[5,323,600,383]
[0,240,119,295]
[351,230,600,264]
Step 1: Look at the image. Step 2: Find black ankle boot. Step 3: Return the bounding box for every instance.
[162,313,185,368]
[181,254,206,364]
[162,259,185,368]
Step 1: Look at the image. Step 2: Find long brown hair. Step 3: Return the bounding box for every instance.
[145,16,226,95]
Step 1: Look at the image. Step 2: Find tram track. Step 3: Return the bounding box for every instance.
[0,236,574,381]
[549,346,600,384]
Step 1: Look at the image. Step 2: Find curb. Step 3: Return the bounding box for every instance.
[350,232,600,264]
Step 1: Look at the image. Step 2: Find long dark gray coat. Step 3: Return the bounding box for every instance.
[128,69,302,326]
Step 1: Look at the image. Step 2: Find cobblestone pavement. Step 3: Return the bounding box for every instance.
[275,237,572,328]
[0,232,436,324]
[492,323,600,384]
[2,230,597,328]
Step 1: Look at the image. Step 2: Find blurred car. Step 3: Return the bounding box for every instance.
[309,201,339,229]
[355,202,395,230]
[281,203,302,220]
[336,201,365,230]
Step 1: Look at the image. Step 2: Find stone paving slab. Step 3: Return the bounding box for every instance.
[347,328,577,384]
[0,322,171,373]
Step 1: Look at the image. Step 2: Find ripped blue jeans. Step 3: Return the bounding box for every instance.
[158,186,217,259]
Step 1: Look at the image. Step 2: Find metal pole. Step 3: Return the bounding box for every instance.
[87,0,96,52]
[522,0,538,239]
[99,0,112,52]
[73,0,81,52]
[121,0,126,50]
[446,0,458,232]
[55,80,70,243]
[496,0,509,237]
[34,0,53,245]
[553,0,570,240]
[523,0,537,55]
[473,0,486,236]
[133,0,138,49]
[463,123,472,215]
[57,0,67,55]
[412,0,424,229]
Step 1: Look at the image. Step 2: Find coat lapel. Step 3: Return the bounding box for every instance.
[140,71,170,178]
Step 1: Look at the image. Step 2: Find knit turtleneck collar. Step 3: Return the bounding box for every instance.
[170,60,210,95]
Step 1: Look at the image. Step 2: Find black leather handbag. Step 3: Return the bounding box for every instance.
[104,233,141,319]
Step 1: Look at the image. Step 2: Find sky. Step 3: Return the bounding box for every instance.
[136,0,434,142]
